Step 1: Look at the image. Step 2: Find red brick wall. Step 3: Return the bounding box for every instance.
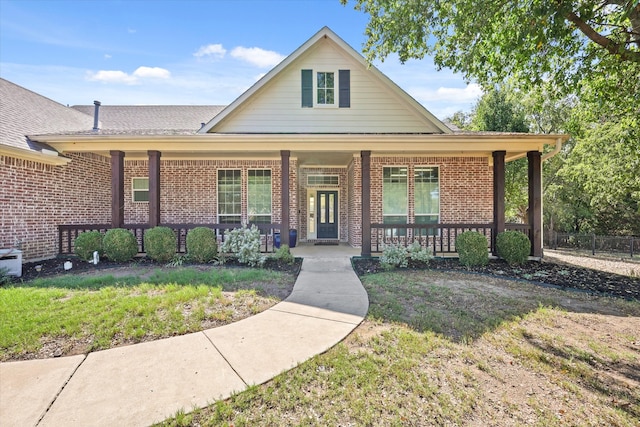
[348,156,362,247]
[1,153,111,261]
[123,159,286,225]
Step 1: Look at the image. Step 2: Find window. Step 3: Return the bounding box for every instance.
[317,72,335,105]
[248,170,272,224]
[307,175,339,186]
[383,167,408,235]
[301,69,350,108]
[132,178,149,202]
[415,167,440,235]
[218,170,241,224]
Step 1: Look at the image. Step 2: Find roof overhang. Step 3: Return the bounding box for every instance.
[0,144,71,165]
[31,133,569,166]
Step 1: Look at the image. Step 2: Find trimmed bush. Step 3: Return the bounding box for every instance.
[186,227,218,263]
[496,231,531,265]
[144,226,177,263]
[456,231,489,267]
[103,228,138,262]
[74,231,103,261]
[380,244,408,270]
[272,244,294,265]
[221,224,265,267]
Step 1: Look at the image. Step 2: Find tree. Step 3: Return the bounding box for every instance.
[345,0,640,120]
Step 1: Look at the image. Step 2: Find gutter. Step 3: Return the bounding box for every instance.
[0,145,70,165]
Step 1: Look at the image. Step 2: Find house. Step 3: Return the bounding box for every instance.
[0,27,568,263]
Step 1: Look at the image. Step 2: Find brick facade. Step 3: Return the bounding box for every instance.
[1,153,111,261]
[1,151,494,261]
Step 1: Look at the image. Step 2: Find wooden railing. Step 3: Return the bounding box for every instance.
[370,223,494,255]
[370,223,532,255]
[58,223,282,256]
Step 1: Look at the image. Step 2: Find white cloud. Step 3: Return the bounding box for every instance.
[104,54,112,59]
[86,66,171,85]
[133,66,171,79]
[193,43,226,59]
[87,70,137,84]
[230,46,285,68]
[413,83,483,103]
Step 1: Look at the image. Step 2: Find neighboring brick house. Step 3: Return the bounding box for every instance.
[1,27,567,262]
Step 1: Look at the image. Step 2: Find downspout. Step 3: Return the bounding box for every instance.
[542,137,563,162]
[540,137,563,257]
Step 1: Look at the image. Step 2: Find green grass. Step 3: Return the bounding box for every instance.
[0,267,291,360]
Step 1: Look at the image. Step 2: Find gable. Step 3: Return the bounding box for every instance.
[204,28,450,134]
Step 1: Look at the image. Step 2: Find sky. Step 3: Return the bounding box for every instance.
[0,0,482,120]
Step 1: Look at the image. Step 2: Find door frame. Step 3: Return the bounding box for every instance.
[306,188,340,240]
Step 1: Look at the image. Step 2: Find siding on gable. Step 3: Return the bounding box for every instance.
[213,39,442,134]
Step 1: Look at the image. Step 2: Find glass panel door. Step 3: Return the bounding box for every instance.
[317,191,338,239]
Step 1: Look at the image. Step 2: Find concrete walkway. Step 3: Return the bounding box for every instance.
[0,245,368,427]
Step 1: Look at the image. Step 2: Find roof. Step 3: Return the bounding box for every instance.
[71,105,225,135]
[0,78,94,152]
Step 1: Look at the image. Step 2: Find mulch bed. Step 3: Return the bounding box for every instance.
[352,257,640,301]
[10,255,302,283]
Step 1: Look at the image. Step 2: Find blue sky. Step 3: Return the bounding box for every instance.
[0,0,481,119]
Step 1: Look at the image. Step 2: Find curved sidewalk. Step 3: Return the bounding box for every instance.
[0,246,368,427]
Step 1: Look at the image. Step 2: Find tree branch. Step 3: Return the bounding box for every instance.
[566,10,640,63]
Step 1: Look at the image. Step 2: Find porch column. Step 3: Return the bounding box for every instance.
[492,151,506,255]
[528,151,542,257]
[281,150,290,246]
[361,150,371,257]
[110,150,125,228]
[148,150,161,227]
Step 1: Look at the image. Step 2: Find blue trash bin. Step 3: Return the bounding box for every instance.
[274,232,281,249]
[289,229,297,248]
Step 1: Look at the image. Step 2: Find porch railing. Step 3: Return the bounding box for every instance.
[370,223,532,255]
[58,223,282,256]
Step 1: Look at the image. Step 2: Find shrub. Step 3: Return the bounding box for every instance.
[496,231,531,265]
[272,244,294,264]
[407,241,433,264]
[103,228,138,262]
[380,244,408,270]
[74,231,103,261]
[0,267,10,285]
[221,224,265,267]
[456,231,489,267]
[186,227,218,263]
[144,226,177,263]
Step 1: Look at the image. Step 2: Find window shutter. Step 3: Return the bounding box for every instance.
[301,69,313,107]
[339,69,350,108]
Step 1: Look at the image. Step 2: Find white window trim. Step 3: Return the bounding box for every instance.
[382,165,409,223]
[248,168,273,224]
[314,70,338,108]
[307,174,340,187]
[217,169,242,224]
[132,177,149,203]
[414,165,441,237]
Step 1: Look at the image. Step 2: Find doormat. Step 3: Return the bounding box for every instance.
[314,242,339,246]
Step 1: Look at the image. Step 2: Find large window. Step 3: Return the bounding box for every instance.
[132,177,149,202]
[383,167,408,235]
[414,167,440,235]
[317,72,335,105]
[218,170,241,224]
[248,170,272,224]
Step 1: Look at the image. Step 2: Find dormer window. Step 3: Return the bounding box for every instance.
[302,69,350,108]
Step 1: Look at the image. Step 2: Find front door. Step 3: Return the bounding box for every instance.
[317,190,338,239]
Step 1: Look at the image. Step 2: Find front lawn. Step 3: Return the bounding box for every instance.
[0,267,294,361]
[161,269,640,426]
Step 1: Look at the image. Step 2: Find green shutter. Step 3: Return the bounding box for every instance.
[301,69,313,107]
[339,70,350,108]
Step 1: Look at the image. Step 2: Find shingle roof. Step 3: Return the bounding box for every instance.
[71,105,225,135]
[0,78,95,151]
